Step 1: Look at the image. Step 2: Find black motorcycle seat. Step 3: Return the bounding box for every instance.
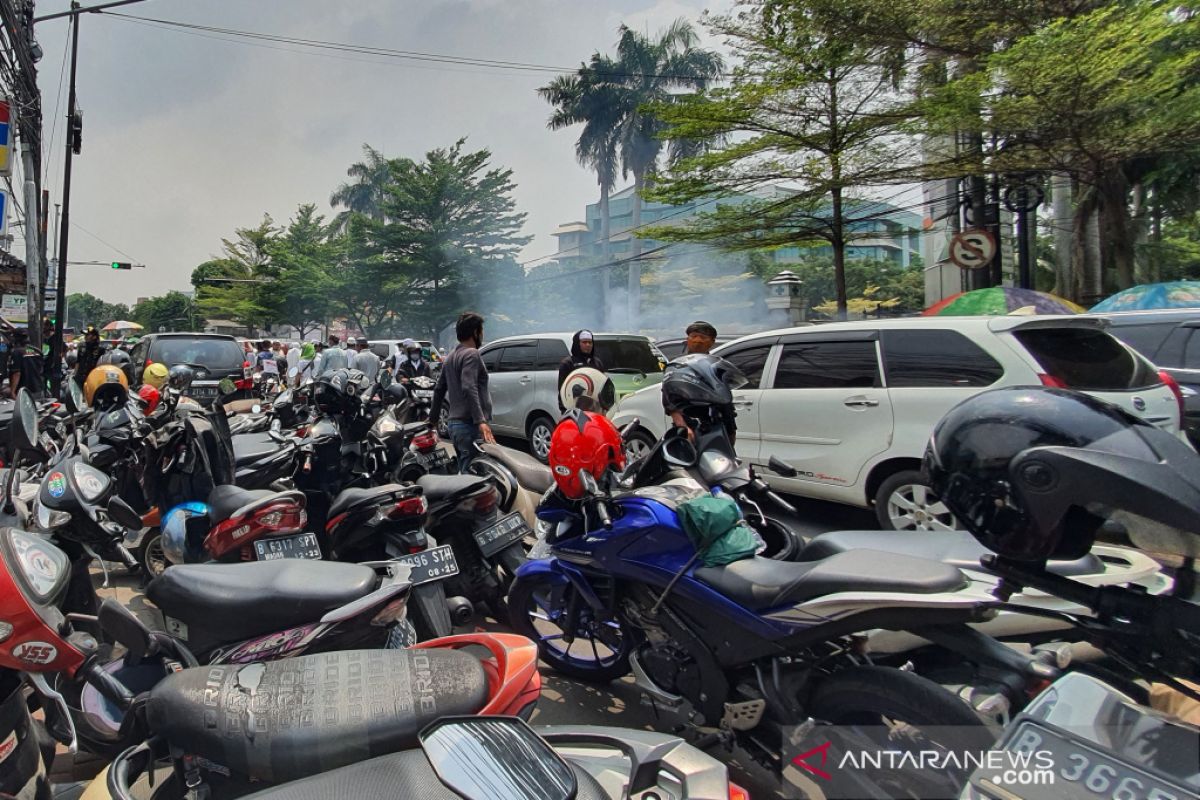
[146,560,376,642]
[328,483,411,519]
[146,649,490,784]
[207,484,281,524]
[233,432,289,466]
[481,444,554,494]
[695,549,967,611]
[801,530,1104,578]
[240,745,610,800]
[416,474,488,503]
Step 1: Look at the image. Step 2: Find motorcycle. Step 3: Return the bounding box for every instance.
[506,430,1052,788]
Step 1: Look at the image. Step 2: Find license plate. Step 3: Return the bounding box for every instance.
[413,390,433,400]
[254,532,321,561]
[473,512,531,558]
[971,721,1194,800]
[417,449,450,469]
[192,386,218,398]
[390,544,459,585]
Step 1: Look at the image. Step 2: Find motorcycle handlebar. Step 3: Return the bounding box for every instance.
[115,543,140,572]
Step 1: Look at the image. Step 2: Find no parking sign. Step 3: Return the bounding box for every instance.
[949,229,997,270]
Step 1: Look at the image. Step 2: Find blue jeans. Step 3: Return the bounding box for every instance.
[448,420,481,473]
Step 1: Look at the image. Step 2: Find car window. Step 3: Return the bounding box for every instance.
[657,341,686,360]
[882,329,1003,387]
[1183,332,1200,370]
[1013,327,1161,390]
[535,338,569,370]
[594,338,665,374]
[497,343,536,373]
[721,345,773,389]
[1107,322,1174,361]
[773,341,880,389]
[1155,326,1189,367]
[480,347,503,371]
[149,338,244,370]
[369,343,393,359]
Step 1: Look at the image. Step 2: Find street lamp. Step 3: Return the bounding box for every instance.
[766,269,805,326]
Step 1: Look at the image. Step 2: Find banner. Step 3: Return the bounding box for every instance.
[0,98,11,178]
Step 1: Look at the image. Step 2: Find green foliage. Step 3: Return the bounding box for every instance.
[65,293,130,330]
[260,205,336,338]
[1142,212,1200,281]
[132,291,200,333]
[763,256,926,317]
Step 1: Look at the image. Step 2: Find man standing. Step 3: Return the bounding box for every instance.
[430,311,495,471]
[74,326,103,386]
[327,334,342,350]
[684,320,718,355]
[666,320,733,441]
[352,337,380,380]
[9,331,43,398]
[557,330,605,412]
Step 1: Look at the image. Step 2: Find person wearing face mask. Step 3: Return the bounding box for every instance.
[557,329,605,412]
[395,339,431,383]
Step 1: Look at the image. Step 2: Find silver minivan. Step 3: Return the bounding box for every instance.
[479,333,667,461]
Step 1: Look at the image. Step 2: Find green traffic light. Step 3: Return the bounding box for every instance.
[111,262,119,269]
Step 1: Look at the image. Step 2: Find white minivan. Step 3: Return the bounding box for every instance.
[610,316,1185,531]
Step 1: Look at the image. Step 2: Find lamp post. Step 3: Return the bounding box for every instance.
[766,270,805,327]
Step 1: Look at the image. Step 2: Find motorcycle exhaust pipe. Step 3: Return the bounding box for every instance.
[446,595,474,626]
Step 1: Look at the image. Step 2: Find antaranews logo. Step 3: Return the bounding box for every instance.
[782,726,1056,800]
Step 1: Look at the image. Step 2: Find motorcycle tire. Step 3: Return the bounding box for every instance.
[507,573,632,683]
[138,532,170,582]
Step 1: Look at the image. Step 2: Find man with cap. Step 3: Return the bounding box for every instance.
[74,326,104,386]
[557,330,605,412]
[684,320,718,355]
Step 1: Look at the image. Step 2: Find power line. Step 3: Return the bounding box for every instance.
[69,220,139,261]
[44,29,72,192]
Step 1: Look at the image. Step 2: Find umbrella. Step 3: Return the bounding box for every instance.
[101,320,144,332]
[923,288,1084,317]
[1091,281,1200,312]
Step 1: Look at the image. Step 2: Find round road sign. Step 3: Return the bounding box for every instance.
[949,229,997,270]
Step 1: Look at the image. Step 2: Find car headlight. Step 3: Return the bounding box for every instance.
[71,461,110,502]
[34,497,71,530]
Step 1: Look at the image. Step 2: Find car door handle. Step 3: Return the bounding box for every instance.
[844,398,879,408]
[518,376,532,385]
[733,399,754,407]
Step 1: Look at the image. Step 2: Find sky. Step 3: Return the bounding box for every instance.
[11,0,735,306]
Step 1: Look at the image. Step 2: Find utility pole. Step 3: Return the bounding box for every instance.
[51,1,80,371]
[21,129,40,343]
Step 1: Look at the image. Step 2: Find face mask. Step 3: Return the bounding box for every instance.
[409,353,421,365]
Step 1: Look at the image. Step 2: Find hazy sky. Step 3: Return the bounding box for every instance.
[20,0,733,305]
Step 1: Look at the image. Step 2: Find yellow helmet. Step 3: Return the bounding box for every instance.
[143,362,169,390]
[83,365,129,409]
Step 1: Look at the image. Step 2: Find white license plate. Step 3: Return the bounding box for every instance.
[417,449,451,469]
[254,532,321,561]
[473,512,531,558]
[413,390,434,400]
[390,544,459,585]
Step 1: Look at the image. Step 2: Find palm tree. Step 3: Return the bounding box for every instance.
[329,144,393,233]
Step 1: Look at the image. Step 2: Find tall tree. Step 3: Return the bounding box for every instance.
[262,204,336,339]
[329,144,393,233]
[190,217,277,329]
[65,293,131,330]
[644,0,915,317]
[132,291,200,333]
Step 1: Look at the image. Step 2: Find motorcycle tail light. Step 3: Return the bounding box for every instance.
[728,782,750,800]
[387,495,428,519]
[472,485,499,515]
[206,501,306,557]
[411,431,438,451]
[243,361,252,379]
[1037,373,1068,389]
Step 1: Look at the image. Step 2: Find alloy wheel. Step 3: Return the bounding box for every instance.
[886,483,958,532]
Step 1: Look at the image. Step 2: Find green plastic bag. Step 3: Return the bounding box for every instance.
[677,494,759,567]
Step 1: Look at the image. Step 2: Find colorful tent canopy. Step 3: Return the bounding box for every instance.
[923,288,1084,316]
[101,320,144,331]
[1091,281,1200,312]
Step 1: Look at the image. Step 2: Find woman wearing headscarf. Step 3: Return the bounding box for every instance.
[557,329,605,412]
[296,342,317,385]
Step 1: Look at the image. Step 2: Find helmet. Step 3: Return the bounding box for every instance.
[138,384,161,414]
[548,410,626,500]
[65,349,78,368]
[143,362,169,390]
[402,338,419,353]
[161,502,210,566]
[661,354,747,411]
[560,367,616,414]
[100,349,131,368]
[925,387,1200,562]
[83,365,129,409]
[168,364,195,391]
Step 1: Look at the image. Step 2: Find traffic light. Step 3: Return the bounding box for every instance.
[111,262,131,270]
[69,110,83,155]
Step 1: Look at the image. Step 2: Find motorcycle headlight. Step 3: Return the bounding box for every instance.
[34,497,71,530]
[71,461,110,502]
[9,529,70,602]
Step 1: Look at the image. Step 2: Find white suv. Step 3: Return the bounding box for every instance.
[610,316,1185,531]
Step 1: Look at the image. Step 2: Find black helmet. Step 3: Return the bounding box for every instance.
[100,349,130,368]
[168,364,195,391]
[925,387,1200,562]
[661,353,748,410]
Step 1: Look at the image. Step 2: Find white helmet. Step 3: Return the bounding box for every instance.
[560,367,616,414]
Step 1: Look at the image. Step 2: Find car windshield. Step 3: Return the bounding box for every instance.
[151,338,244,370]
[595,338,666,374]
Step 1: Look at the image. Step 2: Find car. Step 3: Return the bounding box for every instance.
[1085,308,1200,448]
[130,333,252,406]
[480,332,668,462]
[610,316,1185,531]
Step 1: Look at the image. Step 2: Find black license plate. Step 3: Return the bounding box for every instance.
[254,532,321,561]
[192,385,218,398]
[971,721,1194,800]
[473,512,531,558]
[417,448,450,469]
[390,544,459,585]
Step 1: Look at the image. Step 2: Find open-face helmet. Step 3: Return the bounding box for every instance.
[560,367,616,414]
[83,365,129,409]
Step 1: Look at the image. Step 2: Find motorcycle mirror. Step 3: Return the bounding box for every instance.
[288,366,299,380]
[217,378,237,396]
[420,717,577,800]
[65,379,85,414]
[578,470,600,495]
[12,389,40,457]
[662,436,698,468]
[107,496,144,531]
[251,404,262,414]
[618,418,640,439]
[768,455,798,478]
[379,371,392,389]
[97,598,153,664]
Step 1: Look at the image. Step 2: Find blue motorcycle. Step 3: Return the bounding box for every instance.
[508,428,1045,789]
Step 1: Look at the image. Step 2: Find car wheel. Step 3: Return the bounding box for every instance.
[874,470,959,532]
[623,429,656,464]
[527,414,555,464]
[436,406,450,439]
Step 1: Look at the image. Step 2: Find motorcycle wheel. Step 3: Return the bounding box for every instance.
[138,532,169,581]
[805,666,994,797]
[508,573,631,682]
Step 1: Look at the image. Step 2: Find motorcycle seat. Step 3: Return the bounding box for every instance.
[328,483,414,519]
[479,443,554,494]
[800,530,1104,578]
[233,432,291,466]
[146,648,490,784]
[146,560,377,642]
[416,474,489,503]
[206,484,283,524]
[694,549,967,612]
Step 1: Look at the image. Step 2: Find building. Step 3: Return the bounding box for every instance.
[551,186,925,268]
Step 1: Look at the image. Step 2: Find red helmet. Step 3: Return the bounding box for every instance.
[548,410,626,499]
[138,384,161,415]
